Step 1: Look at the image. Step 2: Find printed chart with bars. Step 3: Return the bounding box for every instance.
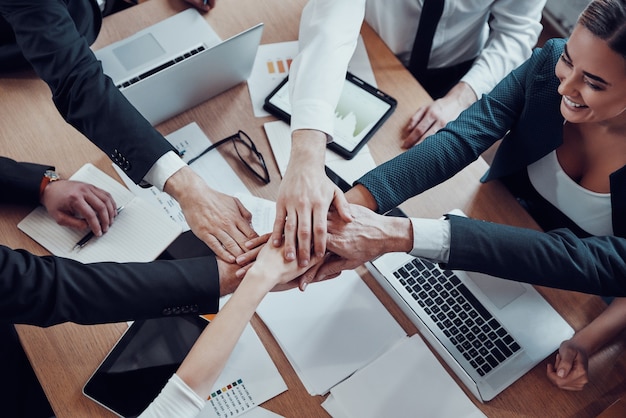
[265,57,292,75]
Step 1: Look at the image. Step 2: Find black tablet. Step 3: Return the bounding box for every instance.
[264,72,397,160]
[83,316,209,417]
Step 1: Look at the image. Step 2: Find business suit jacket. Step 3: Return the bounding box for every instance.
[358,39,626,296]
[0,0,174,184]
[0,157,221,327]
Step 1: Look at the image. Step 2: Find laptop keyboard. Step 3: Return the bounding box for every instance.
[393,258,521,377]
[116,45,207,89]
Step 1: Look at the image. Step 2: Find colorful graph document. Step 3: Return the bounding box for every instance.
[196,322,287,418]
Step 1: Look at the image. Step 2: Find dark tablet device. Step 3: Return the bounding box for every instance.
[83,315,208,417]
[264,72,397,160]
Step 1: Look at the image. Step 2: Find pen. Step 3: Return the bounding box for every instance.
[73,206,124,251]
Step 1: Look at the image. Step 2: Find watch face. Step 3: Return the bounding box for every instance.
[45,170,60,181]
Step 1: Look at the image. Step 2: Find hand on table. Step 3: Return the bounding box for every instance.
[40,180,118,237]
[164,166,258,263]
[546,339,590,391]
[402,82,477,148]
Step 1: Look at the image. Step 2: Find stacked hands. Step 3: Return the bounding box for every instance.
[48,171,595,393]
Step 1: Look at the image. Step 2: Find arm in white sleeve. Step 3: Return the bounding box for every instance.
[143,151,187,191]
[288,0,366,140]
[408,218,451,263]
[138,374,205,418]
[460,0,545,97]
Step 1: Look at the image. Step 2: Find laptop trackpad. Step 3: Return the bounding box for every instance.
[467,272,526,309]
[114,33,165,71]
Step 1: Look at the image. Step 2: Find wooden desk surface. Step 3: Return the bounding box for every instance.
[3,0,625,416]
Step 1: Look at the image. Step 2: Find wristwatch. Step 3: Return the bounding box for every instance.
[39,169,61,197]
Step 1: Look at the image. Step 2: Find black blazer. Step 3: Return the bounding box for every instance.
[0,0,175,184]
[0,157,221,326]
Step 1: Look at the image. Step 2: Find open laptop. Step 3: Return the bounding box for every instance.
[366,209,574,402]
[94,9,263,125]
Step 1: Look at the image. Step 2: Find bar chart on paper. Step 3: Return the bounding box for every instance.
[265,57,292,76]
[248,41,299,117]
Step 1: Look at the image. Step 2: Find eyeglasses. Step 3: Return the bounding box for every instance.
[186,130,270,184]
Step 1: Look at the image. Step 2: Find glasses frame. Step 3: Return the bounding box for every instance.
[186,130,270,184]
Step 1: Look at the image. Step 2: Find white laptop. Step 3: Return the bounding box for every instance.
[94,9,263,125]
[366,209,574,402]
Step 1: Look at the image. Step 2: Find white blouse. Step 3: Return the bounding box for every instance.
[527,150,613,236]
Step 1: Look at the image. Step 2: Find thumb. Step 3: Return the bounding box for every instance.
[332,189,353,222]
[556,349,576,378]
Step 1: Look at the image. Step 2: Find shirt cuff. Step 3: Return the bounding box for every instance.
[143,151,187,191]
[408,218,451,263]
[138,374,205,418]
[290,99,335,144]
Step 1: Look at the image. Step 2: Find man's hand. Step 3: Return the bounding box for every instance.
[298,204,413,289]
[271,130,352,267]
[164,166,258,263]
[40,180,117,236]
[402,82,477,148]
[183,0,217,13]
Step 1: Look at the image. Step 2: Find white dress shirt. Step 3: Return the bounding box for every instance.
[289,0,545,138]
[143,151,187,191]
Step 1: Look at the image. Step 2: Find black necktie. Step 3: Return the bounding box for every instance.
[408,0,445,80]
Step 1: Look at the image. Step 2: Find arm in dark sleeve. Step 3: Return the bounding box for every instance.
[355,42,553,213]
[0,0,175,183]
[444,215,626,297]
[0,156,52,205]
[0,246,221,327]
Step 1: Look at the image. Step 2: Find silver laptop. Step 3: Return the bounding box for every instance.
[94,9,263,125]
[366,209,574,402]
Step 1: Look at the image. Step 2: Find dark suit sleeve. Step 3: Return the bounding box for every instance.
[0,157,52,205]
[444,215,626,297]
[0,0,175,183]
[0,245,221,327]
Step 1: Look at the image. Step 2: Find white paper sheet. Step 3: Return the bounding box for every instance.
[323,335,487,418]
[256,270,406,396]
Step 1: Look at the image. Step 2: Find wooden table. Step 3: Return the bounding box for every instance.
[2,0,625,416]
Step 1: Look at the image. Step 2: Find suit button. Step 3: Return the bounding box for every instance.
[172,307,181,315]
[162,308,172,315]
[181,305,190,314]
[191,305,199,313]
